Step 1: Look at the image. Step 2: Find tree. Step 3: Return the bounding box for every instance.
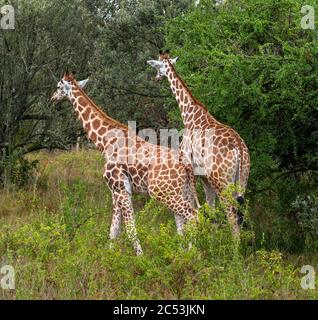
[88,0,194,129]
[0,0,98,185]
[165,0,318,250]
[0,0,194,185]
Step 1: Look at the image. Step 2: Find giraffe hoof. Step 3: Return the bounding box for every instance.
[236,196,245,205]
[136,249,143,256]
[237,211,244,226]
[135,245,143,256]
[107,242,114,250]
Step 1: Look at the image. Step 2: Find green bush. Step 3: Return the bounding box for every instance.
[1,151,316,300]
[0,191,314,299]
[164,0,318,253]
[292,194,318,251]
[0,152,38,187]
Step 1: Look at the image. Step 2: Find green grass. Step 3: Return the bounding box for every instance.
[0,150,317,299]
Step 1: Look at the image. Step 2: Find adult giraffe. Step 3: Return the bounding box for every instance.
[51,72,198,255]
[147,51,250,235]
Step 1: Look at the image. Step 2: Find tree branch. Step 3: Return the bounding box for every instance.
[18,115,50,121]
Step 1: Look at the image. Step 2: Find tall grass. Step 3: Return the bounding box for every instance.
[0,150,317,299]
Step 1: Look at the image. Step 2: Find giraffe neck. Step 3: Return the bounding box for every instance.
[165,60,218,129]
[68,82,128,152]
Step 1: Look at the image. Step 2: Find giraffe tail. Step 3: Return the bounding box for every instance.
[237,195,244,205]
[235,149,245,226]
[234,149,245,203]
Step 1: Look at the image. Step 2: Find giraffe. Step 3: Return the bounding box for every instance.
[147,51,250,235]
[51,72,198,255]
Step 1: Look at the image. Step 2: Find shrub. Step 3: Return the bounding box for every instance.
[292,194,318,251]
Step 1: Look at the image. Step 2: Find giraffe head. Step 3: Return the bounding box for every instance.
[51,71,89,102]
[147,50,179,81]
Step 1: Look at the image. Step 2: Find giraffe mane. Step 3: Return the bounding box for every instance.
[166,59,208,112]
[72,80,128,131]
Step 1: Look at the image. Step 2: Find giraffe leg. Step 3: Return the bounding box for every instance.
[202,177,217,208]
[151,189,197,251]
[216,191,241,237]
[105,167,143,256]
[170,201,195,251]
[116,192,143,256]
[207,152,242,236]
[109,194,122,241]
[108,207,121,251]
[226,205,240,237]
[153,192,197,235]
[174,214,185,236]
[148,165,197,237]
[184,165,201,209]
[180,140,200,209]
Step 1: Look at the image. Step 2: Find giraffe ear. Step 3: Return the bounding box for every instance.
[78,78,89,89]
[147,60,163,69]
[170,57,179,65]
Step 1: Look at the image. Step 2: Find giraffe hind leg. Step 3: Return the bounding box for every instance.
[218,191,241,237]
[210,179,241,236]
[236,196,244,227]
[116,192,143,255]
[107,170,143,256]
[202,177,217,208]
[109,207,122,241]
[183,165,201,209]
[159,194,197,234]
[109,193,123,241]
[174,214,185,236]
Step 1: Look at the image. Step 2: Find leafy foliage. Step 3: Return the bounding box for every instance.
[292,194,318,250]
[0,0,99,183]
[89,0,194,129]
[164,0,318,250]
[0,151,314,300]
[0,0,318,298]
[0,0,194,183]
